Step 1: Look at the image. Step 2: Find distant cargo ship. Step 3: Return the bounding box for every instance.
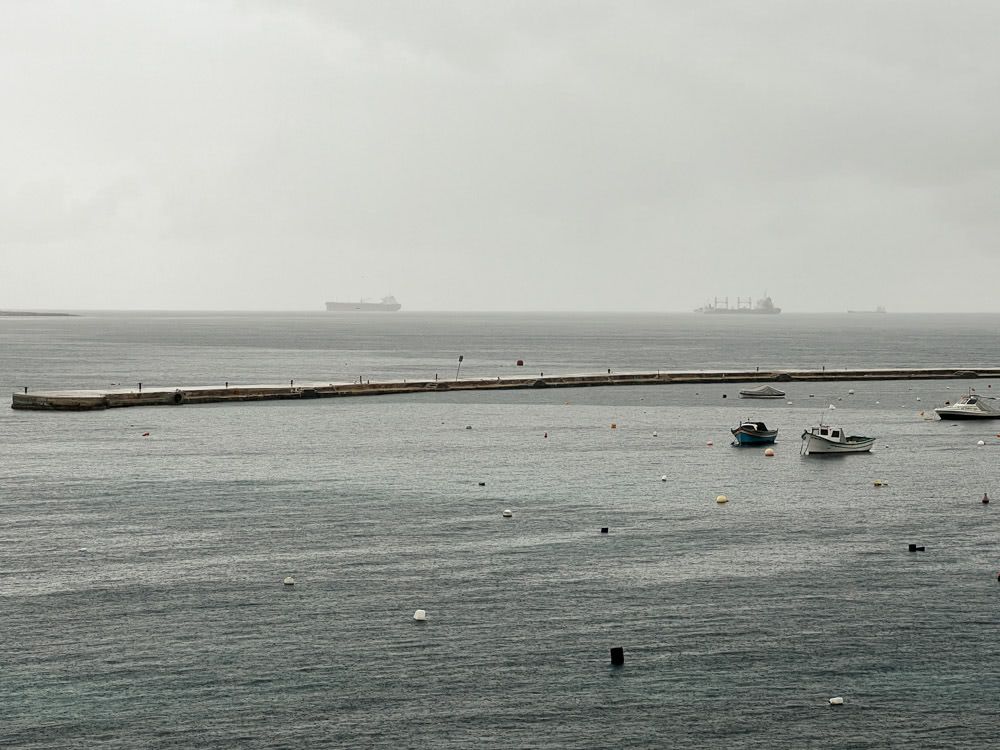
[325,296,401,312]
[694,296,781,314]
[847,306,887,314]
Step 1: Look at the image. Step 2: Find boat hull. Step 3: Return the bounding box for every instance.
[696,308,781,314]
[933,408,1000,419]
[732,430,778,445]
[800,432,875,455]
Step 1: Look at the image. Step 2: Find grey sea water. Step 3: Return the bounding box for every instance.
[2,312,999,749]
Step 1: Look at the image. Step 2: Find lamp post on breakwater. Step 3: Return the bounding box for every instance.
[455,355,464,381]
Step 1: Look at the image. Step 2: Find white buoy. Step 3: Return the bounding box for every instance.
[829,697,844,705]
[829,404,836,410]
[502,509,513,518]
[875,401,880,405]
[283,576,295,586]
[977,440,986,446]
[916,397,921,402]
[652,431,658,437]
[716,494,728,504]
[764,448,775,457]
[660,475,667,482]
[787,401,793,405]
[706,440,714,446]
[848,389,855,395]
[413,609,427,621]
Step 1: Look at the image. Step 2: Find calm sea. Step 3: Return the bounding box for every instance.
[2,312,999,749]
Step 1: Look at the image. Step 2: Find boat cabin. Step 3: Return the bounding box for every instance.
[805,424,844,442]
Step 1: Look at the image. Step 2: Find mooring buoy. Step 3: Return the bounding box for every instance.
[610,647,624,665]
[283,576,295,586]
[716,495,728,504]
[502,509,513,518]
[764,448,775,457]
[600,527,608,534]
[829,697,844,705]
[413,609,427,621]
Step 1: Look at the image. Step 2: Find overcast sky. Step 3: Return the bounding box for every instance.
[2,1,998,312]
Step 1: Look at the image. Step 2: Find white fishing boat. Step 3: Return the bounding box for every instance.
[800,424,875,455]
[739,385,786,399]
[933,391,1000,420]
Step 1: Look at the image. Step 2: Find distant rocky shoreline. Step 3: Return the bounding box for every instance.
[0,310,76,317]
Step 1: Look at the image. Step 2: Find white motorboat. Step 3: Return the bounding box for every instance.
[800,424,875,455]
[739,385,786,399]
[933,392,1000,420]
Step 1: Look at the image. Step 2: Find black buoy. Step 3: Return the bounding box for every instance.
[478,482,486,487]
[983,493,990,505]
[722,394,727,399]
[600,527,609,534]
[908,544,926,552]
[610,647,624,666]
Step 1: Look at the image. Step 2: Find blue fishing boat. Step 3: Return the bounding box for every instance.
[731,420,778,446]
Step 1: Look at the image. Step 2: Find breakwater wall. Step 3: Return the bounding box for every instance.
[10,367,1000,411]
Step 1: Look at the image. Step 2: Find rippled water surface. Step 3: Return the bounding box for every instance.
[2,313,999,748]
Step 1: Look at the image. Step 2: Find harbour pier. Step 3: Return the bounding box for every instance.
[10,367,1000,411]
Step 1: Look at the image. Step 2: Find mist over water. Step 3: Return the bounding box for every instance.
[3,313,1000,748]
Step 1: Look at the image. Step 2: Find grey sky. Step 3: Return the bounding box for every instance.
[2,1,998,312]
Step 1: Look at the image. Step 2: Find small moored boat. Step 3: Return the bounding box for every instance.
[739,385,786,399]
[800,424,875,455]
[731,420,778,446]
[933,391,1000,420]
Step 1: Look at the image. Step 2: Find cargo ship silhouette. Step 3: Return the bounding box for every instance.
[694,296,780,314]
[325,296,401,312]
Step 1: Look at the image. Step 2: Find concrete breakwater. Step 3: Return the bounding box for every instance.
[10,367,1000,411]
